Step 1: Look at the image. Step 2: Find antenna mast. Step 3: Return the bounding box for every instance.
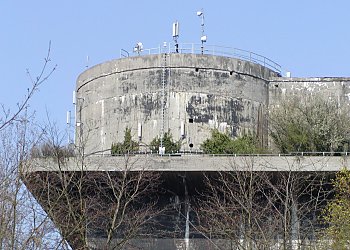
[172,21,180,53]
[197,9,207,54]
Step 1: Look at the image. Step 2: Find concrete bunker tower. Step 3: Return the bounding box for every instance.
[76,47,280,155]
[27,43,350,250]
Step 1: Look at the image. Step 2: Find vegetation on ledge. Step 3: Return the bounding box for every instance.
[149,132,181,154]
[111,127,139,155]
[200,129,263,154]
[269,96,350,153]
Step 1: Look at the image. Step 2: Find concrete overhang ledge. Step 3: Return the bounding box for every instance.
[26,155,349,172]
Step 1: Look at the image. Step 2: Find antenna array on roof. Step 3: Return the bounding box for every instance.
[197,9,207,54]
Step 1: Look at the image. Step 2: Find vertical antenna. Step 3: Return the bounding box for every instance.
[172,21,180,53]
[71,90,82,144]
[66,111,71,125]
[197,9,207,54]
[72,90,76,105]
[86,56,89,68]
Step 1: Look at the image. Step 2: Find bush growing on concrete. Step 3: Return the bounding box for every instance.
[149,131,180,153]
[200,129,232,154]
[31,142,75,159]
[200,129,263,154]
[111,127,139,155]
[269,96,350,153]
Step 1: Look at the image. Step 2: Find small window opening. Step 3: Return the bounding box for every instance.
[195,68,199,72]
[189,143,194,148]
[189,118,194,123]
[229,71,233,76]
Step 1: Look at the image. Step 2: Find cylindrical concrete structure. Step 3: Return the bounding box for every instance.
[76,54,279,154]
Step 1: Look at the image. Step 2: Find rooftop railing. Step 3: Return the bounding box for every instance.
[94,151,350,158]
[120,42,282,74]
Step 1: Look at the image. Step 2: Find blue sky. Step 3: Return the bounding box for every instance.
[1,1,349,133]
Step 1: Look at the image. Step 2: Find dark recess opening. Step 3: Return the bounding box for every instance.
[229,71,233,75]
[274,84,279,88]
[195,68,199,72]
[189,143,194,148]
[189,118,194,123]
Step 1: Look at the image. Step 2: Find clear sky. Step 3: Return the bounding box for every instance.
[1,1,349,133]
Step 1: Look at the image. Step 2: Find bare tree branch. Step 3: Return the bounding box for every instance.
[0,41,57,131]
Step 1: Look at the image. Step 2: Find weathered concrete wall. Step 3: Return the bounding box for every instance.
[77,54,278,154]
[269,77,350,106]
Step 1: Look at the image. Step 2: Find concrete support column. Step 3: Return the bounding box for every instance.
[290,198,300,250]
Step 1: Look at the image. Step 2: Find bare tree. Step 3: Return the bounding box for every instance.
[24,126,163,250]
[0,42,63,250]
[88,160,162,249]
[195,157,332,250]
[196,157,280,250]
[0,41,56,131]
[0,116,66,249]
[262,167,332,249]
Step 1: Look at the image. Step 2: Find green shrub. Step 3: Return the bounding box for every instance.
[228,133,263,154]
[200,129,233,154]
[322,168,350,249]
[270,96,350,153]
[200,129,262,154]
[111,127,139,155]
[149,132,180,153]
